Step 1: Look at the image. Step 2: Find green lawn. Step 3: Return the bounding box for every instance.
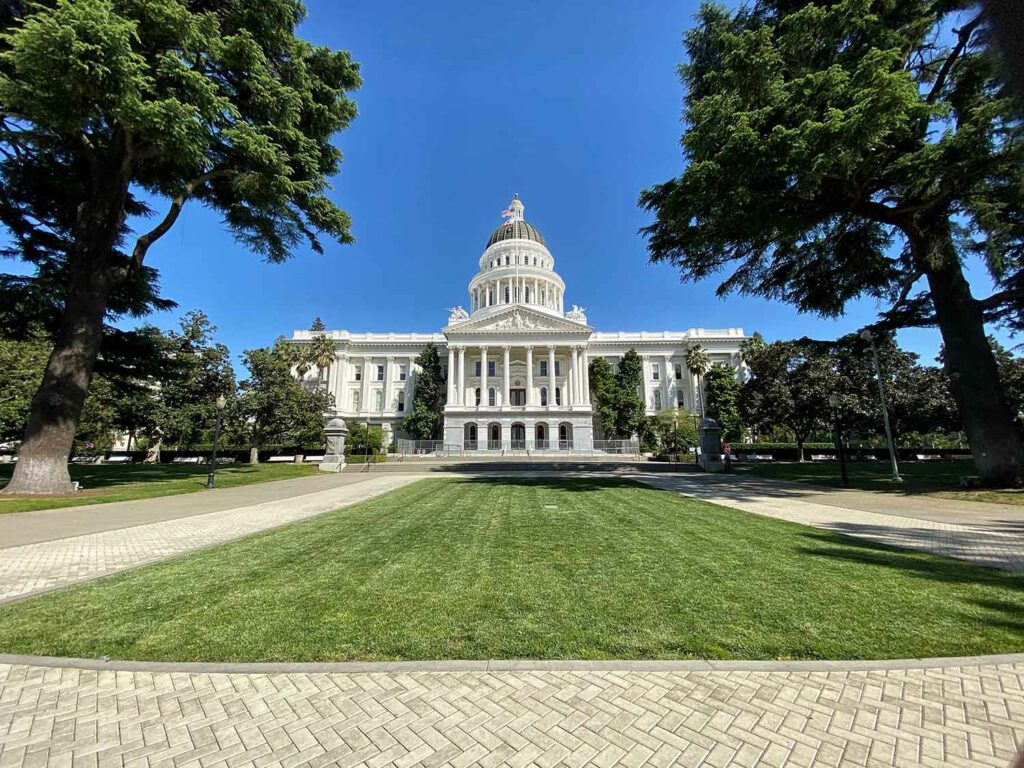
[0,462,318,514]
[0,476,1021,662]
[734,460,1024,506]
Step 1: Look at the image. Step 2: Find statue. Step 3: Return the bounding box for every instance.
[566,304,588,323]
[447,306,469,324]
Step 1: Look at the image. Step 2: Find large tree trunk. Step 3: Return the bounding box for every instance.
[918,228,1024,486]
[2,136,131,496]
[3,269,115,494]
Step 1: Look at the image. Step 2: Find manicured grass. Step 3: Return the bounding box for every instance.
[734,460,1024,506]
[0,462,318,514]
[0,477,1021,663]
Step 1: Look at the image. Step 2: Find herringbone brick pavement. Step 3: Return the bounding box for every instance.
[0,660,1021,767]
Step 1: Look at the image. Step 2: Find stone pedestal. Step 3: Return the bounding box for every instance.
[698,418,724,472]
[319,416,349,473]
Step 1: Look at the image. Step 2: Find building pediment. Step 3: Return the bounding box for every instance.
[445,306,591,336]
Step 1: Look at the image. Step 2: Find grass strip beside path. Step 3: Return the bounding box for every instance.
[0,476,1020,663]
[0,462,318,514]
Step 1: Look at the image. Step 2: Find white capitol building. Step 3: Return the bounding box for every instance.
[289,196,750,452]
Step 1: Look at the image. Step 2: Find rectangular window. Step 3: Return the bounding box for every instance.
[488,360,496,377]
[354,365,362,382]
[539,360,548,376]
[373,390,383,410]
[396,397,405,413]
[488,388,496,406]
[398,365,407,381]
[675,363,683,380]
[555,361,562,376]
[376,364,385,381]
[653,367,660,381]
[351,392,360,411]
[475,361,481,377]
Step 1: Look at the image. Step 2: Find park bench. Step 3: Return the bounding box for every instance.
[857,454,879,461]
[810,454,834,461]
[266,455,295,463]
[915,454,940,461]
[303,455,325,463]
[743,453,774,462]
[172,456,201,464]
[105,455,133,464]
[70,455,97,464]
[215,457,236,465]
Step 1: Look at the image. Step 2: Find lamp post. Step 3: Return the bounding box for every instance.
[828,394,849,488]
[206,394,227,489]
[860,329,902,482]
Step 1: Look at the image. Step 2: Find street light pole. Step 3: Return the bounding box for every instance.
[828,395,848,488]
[206,394,227,489]
[860,329,902,482]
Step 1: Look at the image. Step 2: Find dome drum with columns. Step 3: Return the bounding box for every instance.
[288,196,752,453]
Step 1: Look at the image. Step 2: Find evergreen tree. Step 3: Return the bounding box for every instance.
[613,349,648,439]
[641,1,1024,484]
[232,345,333,464]
[156,312,235,449]
[587,356,618,440]
[703,364,743,440]
[402,343,446,440]
[0,0,361,493]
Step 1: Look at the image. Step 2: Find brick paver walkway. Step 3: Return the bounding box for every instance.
[636,473,1024,572]
[0,657,1021,767]
[0,474,424,604]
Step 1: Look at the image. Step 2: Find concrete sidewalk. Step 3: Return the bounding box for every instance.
[0,472,429,604]
[636,472,1024,572]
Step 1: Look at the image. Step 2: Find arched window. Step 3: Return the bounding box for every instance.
[505,255,510,265]
[540,387,548,406]
[555,387,562,406]
[475,388,481,406]
[654,390,663,410]
[533,256,537,266]
[488,388,496,407]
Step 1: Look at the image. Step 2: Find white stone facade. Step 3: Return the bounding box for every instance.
[289,197,751,452]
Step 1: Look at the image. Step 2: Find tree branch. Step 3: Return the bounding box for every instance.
[926,14,982,104]
[128,169,231,270]
[976,287,1024,311]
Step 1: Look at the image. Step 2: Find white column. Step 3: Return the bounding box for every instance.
[502,346,511,406]
[361,356,372,413]
[570,346,579,405]
[336,354,349,412]
[526,346,534,405]
[582,349,591,405]
[457,346,466,406]
[480,346,488,407]
[384,355,394,412]
[662,356,671,411]
[446,347,455,403]
[406,355,416,411]
[548,346,556,408]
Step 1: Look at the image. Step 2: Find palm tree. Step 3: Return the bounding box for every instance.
[308,334,339,389]
[684,341,711,417]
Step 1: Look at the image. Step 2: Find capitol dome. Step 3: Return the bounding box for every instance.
[484,195,547,248]
[486,218,546,248]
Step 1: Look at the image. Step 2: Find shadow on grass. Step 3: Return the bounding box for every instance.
[450,474,646,494]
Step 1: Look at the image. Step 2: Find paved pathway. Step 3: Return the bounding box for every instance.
[636,473,1024,572]
[0,468,1023,765]
[0,473,426,604]
[0,656,1021,767]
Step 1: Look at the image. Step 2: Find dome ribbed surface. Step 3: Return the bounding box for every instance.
[486,219,546,248]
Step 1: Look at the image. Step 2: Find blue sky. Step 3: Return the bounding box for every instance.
[11,0,1014,367]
